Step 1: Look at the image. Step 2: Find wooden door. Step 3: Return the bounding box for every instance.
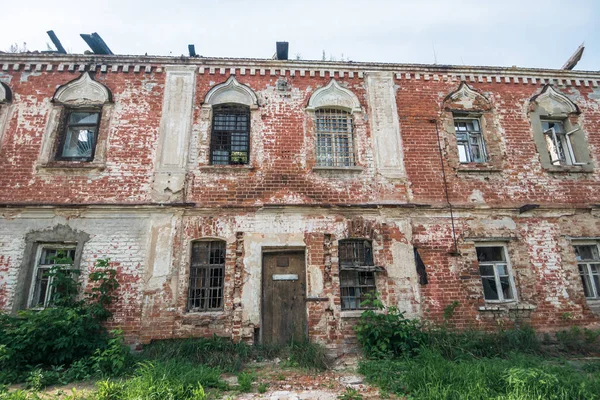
[262,251,307,345]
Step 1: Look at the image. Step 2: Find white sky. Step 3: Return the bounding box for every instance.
[1,0,598,71]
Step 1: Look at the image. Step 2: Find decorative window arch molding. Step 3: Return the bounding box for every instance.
[444,82,491,110]
[53,72,112,105]
[203,76,258,109]
[0,82,12,103]
[307,79,361,113]
[530,85,579,116]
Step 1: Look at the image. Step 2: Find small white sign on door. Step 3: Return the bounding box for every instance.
[272,274,298,281]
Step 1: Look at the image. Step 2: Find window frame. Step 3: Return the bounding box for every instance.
[541,118,582,166]
[453,115,488,163]
[314,108,356,168]
[339,239,376,310]
[27,244,78,309]
[187,240,226,312]
[474,243,518,303]
[209,104,251,166]
[573,242,600,300]
[55,108,102,162]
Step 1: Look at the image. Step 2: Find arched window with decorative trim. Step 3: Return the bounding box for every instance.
[202,76,258,166]
[187,240,226,312]
[307,80,362,169]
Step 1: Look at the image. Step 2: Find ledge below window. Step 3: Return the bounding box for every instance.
[544,165,594,174]
[181,311,226,325]
[37,161,106,173]
[456,164,502,174]
[198,165,255,173]
[478,303,536,312]
[312,166,364,173]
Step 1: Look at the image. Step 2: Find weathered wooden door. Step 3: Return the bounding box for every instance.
[262,251,307,345]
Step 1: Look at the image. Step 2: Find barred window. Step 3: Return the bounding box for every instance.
[339,239,375,310]
[574,244,600,299]
[210,104,250,165]
[315,109,355,167]
[187,241,225,312]
[454,117,487,163]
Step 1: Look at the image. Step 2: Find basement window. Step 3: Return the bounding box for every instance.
[55,110,101,161]
[187,240,225,312]
[210,104,250,165]
[574,243,600,299]
[315,109,355,167]
[475,245,516,302]
[28,246,77,309]
[339,239,376,310]
[454,116,487,163]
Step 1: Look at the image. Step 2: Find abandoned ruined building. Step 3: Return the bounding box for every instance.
[0,49,599,355]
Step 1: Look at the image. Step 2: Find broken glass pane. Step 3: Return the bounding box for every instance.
[476,247,505,262]
[481,276,499,300]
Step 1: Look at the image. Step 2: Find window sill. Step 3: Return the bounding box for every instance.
[340,310,368,318]
[37,161,106,173]
[544,165,594,174]
[478,303,536,312]
[456,164,502,174]
[198,165,255,173]
[312,166,364,173]
[181,311,226,324]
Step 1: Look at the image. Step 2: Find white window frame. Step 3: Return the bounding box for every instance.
[27,244,77,309]
[475,243,518,303]
[573,241,600,300]
[541,119,583,166]
[453,116,488,163]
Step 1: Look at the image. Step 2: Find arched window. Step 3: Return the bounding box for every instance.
[187,240,226,312]
[315,108,355,167]
[338,239,376,310]
[203,76,258,166]
[210,104,250,165]
[307,79,362,169]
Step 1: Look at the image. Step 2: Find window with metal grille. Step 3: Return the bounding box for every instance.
[56,110,101,161]
[476,245,516,302]
[210,104,250,165]
[29,246,77,308]
[574,244,600,299]
[187,241,225,312]
[454,117,487,163]
[542,119,579,166]
[339,239,375,310]
[315,109,355,167]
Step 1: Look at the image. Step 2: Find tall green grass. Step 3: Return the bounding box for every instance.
[359,350,600,400]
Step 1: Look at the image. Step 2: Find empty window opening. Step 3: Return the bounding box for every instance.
[210,104,250,165]
[187,241,225,312]
[315,109,355,167]
[574,244,600,299]
[454,117,487,163]
[476,245,515,302]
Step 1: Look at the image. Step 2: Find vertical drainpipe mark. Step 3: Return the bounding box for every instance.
[430,118,459,256]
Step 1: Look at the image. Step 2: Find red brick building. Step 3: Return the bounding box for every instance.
[0,52,599,354]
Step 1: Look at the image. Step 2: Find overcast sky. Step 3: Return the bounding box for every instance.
[1,0,598,71]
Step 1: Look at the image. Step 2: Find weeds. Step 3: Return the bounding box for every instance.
[237,372,254,393]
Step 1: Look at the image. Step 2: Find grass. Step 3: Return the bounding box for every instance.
[359,349,600,400]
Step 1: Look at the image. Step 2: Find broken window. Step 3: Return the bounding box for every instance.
[187,240,225,312]
[339,239,376,310]
[542,119,579,166]
[574,244,600,299]
[56,110,101,161]
[210,104,250,165]
[315,109,355,167]
[29,246,77,308]
[476,245,516,302]
[454,117,487,163]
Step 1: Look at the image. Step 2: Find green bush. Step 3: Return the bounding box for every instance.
[0,257,121,385]
[555,326,600,354]
[354,295,425,358]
